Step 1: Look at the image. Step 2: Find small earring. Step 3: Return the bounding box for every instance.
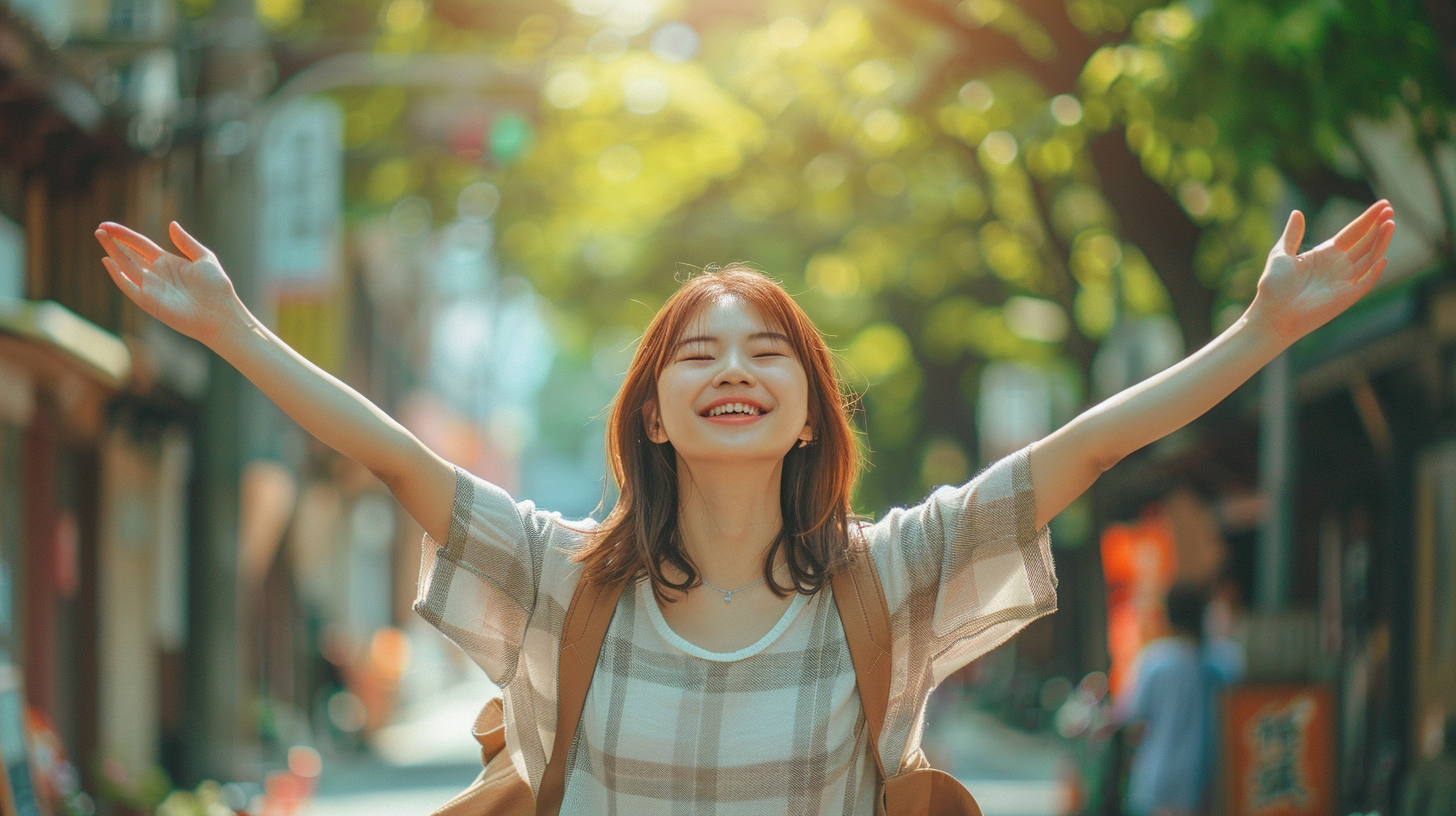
[797,438,811,448]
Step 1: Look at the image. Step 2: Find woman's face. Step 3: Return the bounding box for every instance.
[648,296,813,465]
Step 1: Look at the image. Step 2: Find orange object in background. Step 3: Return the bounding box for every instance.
[1100,511,1176,697]
[1220,686,1335,816]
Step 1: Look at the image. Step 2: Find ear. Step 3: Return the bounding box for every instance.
[798,423,813,446]
[643,399,669,444]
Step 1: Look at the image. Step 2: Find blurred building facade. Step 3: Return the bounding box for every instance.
[0,2,566,812]
[1081,261,1456,813]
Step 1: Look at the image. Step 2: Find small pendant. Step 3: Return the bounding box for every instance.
[723,592,733,603]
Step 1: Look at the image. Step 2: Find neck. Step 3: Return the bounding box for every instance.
[673,456,786,588]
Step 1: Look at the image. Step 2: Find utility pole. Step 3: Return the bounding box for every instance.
[187,0,276,784]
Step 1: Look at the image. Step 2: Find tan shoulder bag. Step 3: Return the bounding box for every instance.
[830,546,985,816]
[430,574,627,816]
[433,549,983,816]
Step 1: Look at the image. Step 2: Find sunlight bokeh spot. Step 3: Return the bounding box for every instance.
[587,29,629,61]
[1070,231,1122,285]
[849,60,895,96]
[981,130,1018,164]
[1050,94,1083,126]
[1074,281,1116,338]
[767,16,809,49]
[846,322,911,382]
[958,80,994,112]
[1120,246,1172,315]
[516,14,558,50]
[650,22,700,62]
[598,144,642,181]
[367,159,416,204]
[863,109,903,143]
[256,0,301,29]
[624,76,669,114]
[804,153,849,191]
[546,71,593,109]
[806,253,860,297]
[1005,296,1069,343]
[457,182,500,222]
[1178,180,1211,219]
[1051,185,1111,237]
[957,0,1005,28]
[382,0,425,34]
[981,226,1035,284]
[1029,140,1075,178]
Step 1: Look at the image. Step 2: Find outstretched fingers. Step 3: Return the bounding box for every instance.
[1354,257,1388,297]
[95,230,149,284]
[1345,217,1395,277]
[1279,210,1306,255]
[169,221,214,262]
[101,257,144,303]
[98,222,166,263]
[1333,200,1391,252]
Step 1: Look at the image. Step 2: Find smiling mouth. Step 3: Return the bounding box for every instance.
[703,402,766,418]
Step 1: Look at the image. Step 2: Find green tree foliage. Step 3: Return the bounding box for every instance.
[260,0,1450,510]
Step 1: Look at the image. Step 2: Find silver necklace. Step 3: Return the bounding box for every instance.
[700,575,765,603]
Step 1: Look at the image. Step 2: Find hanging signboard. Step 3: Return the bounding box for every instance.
[1220,685,1335,816]
[257,97,344,298]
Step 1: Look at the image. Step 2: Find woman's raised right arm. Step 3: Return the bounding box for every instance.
[96,221,455,544]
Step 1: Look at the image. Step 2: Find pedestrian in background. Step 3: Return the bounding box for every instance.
[1124,581,1242,816]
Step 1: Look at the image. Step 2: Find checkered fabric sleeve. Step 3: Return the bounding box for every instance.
[869,445,1058,688]
[412,466,579,686]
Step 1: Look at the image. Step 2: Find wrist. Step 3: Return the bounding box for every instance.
[208,299,265,358]
[1233,302,1295,357]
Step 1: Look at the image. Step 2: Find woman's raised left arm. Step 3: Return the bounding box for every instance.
[1026,200,1395,530]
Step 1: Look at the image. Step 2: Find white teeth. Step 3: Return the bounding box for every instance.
[707,402,761,417]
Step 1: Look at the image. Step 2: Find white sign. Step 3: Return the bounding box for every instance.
[257,97,344,295]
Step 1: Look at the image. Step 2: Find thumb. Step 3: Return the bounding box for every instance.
[169,221,213,262]
[1279,210,1305,256]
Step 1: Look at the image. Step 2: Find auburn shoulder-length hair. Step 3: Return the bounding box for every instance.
[577,264,862,601]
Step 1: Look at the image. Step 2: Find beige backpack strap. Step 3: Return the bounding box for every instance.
[534,573,629,816]
[830,542,894,783]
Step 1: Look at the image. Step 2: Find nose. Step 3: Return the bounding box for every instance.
[712,346,755,387]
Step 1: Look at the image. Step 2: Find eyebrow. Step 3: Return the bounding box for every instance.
[673,331,791,351]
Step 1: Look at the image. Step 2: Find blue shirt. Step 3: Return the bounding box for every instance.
[1127,637,1240,815]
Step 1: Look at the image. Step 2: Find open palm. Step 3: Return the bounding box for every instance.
[1250,200,1395,343]
[95,222,245,347]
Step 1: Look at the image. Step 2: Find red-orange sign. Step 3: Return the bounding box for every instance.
[1221,685,1335,816]
[1100,512,1175,696]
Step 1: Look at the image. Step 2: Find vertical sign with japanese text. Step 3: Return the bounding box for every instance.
[1221,685,1335,816]
[257,97,343,298]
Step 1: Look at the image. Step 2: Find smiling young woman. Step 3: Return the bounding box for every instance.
[588,267,856,609]
[92,199,1394,815]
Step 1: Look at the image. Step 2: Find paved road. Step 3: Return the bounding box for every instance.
[302,757,477,816]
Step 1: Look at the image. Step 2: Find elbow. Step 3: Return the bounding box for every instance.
[1089,449,1126,476]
